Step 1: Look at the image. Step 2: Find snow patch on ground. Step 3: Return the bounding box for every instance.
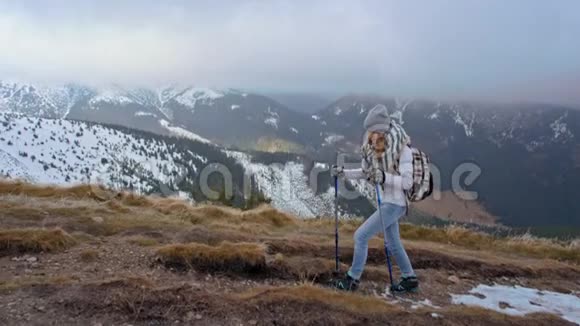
[159,120,211,144]
[381,288,441,310]
[231,104,240,110]
[290,127,299,134]
[452,284,580,324]
[311,115,320,121]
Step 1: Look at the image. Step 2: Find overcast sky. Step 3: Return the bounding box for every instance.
[1,0,579,105]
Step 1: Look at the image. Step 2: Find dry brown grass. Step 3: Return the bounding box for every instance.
[237,284,568,325]
[179,204,296,229]
[79,249,99,262]
[1,180,578,265]
[237,284,398,314]
[0,180,113,201]
[270,253,342,281]
[0,275,77,292]
[156,241,267,273]
[0,228,76,255]
[401,224,580,264]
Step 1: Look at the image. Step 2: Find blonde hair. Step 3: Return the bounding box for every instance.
[365,131,386,154]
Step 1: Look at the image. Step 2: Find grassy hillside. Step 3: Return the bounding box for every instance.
[0,180,578,325]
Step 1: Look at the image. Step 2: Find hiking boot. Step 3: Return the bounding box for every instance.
[390,276,419,293]
[334,273,360,292]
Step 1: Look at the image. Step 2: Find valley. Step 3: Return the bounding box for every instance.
[1,81,580,230]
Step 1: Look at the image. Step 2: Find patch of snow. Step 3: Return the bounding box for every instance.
[225,150,337,218]
[311,115,320,121]
[392,99,412,124]
[231,104,240,110]
[550,112,573,141]
[135,111,157,117]
[173,191,193,202]
[264,117,279,129]
[0,149,35,182]
[264,107,280,129]
[159,119,211,144]
[428,111,439,120]
[265,106,279,118]
[451,284,580,324]
[453,110,475,137]
[525,140,544,152]
[314,162,329,170]
[381,288,441,309]
[174,87,224,108]
[90,88,133,106]
[290,127,299,134]
[324,134,344,145]
[334,106,343,115]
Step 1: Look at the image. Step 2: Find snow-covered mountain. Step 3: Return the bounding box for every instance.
[0,82,92,119]
[0,112,214,197]
[3,80,580,228]
[0,111,346,218]
[313,96,578,154]
[312,95,580,228]
[0,81,320,152]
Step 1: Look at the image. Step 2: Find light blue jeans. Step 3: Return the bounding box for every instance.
[348,202,415,280]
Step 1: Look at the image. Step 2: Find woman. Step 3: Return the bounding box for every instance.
[331,104,418,293]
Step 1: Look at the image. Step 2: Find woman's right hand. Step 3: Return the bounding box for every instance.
[331,165,344,177]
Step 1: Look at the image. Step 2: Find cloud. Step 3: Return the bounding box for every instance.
[0,0,579,104]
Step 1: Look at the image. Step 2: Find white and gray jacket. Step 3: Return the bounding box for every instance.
[343,146,413,207]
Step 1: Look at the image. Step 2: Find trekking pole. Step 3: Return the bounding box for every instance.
[373,159,395,296]
[334,173,339,273]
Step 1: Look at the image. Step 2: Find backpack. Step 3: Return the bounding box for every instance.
[406,146,434,202]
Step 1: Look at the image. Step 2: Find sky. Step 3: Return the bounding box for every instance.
[1,0,579,105]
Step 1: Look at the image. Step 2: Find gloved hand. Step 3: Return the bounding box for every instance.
[331,165,344,177]
[366,167,385,185]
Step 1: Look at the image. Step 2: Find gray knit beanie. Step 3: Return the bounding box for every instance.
[363,104,391,133]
